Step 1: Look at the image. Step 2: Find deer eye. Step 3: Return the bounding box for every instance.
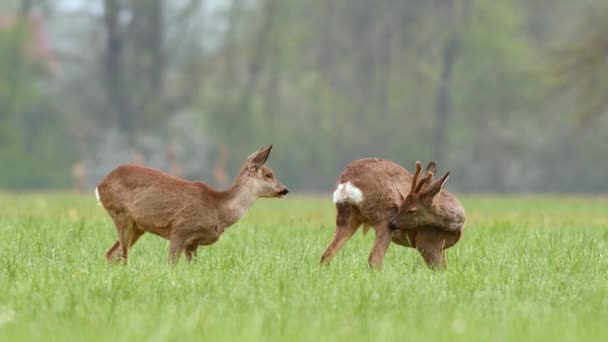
[264,173,273,179]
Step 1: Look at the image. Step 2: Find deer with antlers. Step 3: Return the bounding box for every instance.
[321,159,465,269]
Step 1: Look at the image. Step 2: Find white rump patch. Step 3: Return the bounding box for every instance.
[332,182,364,204]
[94,187,101,203]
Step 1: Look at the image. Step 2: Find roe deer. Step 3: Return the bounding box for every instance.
[96,145,288,264]
[320,159,465,269]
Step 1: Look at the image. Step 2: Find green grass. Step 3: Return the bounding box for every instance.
[1,193,608,341]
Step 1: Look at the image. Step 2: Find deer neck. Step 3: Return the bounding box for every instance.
[220,176,258,227]
[429,196,465,230]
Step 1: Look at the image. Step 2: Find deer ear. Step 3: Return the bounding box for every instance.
[424,171,450,196]
[247,145,272,166]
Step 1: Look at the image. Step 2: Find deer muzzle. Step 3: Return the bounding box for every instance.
[387,222,398,231]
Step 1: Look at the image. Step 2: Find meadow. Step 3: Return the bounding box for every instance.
[1,193,608,341]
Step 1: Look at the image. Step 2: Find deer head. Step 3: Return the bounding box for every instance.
[388,161,450,230]
[238,145,289,198]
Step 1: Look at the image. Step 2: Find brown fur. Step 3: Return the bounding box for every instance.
[320,158,465,269]
[97,145,288,264]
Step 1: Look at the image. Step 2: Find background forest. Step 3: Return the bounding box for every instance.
[1,0,607,192]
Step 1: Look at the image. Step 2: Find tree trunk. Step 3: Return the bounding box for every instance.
[239,0,276,112]
[262,8,281,135]
[237,0,277,146]
[432,0,471,164]
[432,36,460,164]
[129,0,165,124]
[103,0,133,139]
[5,0,33,120]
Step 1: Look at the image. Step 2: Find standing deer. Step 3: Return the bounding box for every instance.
[96,145,288,264]
[321,159,465,269]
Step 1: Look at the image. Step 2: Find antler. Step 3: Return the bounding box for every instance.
[410,161,422,192]
[409,161,435,195]
[423,171,450,196]
[425,162,436,179]
[415,171,433,193]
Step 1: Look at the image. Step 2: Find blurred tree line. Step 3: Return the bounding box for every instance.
[0,0,606,192]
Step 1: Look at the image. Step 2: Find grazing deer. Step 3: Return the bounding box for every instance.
[96,145,288,264]
[321,159,465,269]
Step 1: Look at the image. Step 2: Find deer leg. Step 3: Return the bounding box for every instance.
[185,245,199,263]
[106,213,138,263]
[105,241,120,262]
[106,228,145,262]
[367,223,392,270]
[106,213,126,262]
[320,204,360,265]
[414,227,447,270]
[168,237,187,265]
[116,219,139,263]
[319,223,359,265]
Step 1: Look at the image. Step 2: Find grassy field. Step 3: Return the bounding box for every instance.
[1,193,608,341]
